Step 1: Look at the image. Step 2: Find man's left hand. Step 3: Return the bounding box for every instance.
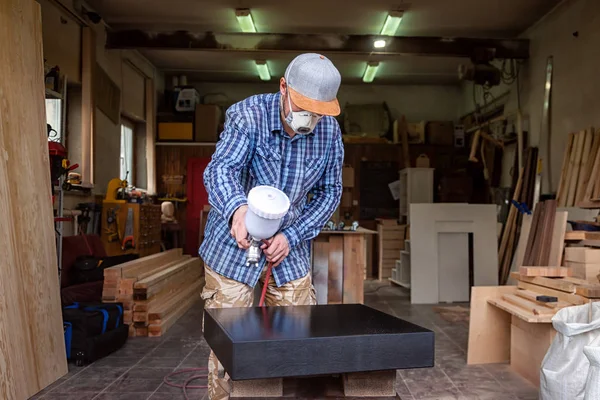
[262,233,290,267]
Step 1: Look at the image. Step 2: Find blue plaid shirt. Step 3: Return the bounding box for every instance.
[199,92,344,287]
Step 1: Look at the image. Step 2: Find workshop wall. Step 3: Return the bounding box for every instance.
[39,0,81,83]
[461,0,600,193]
[39,0,165,195]
[191,82,463,123]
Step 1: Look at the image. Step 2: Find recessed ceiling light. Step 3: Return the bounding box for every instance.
[362,61,380,83]
[380,11,403,36]
[255,60,271,81]
[374,40,386,48]
[235,8,256,33]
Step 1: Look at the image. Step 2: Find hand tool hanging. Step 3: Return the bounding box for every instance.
[121,208,135,251]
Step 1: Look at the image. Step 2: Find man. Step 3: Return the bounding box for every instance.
[199,53,344,399]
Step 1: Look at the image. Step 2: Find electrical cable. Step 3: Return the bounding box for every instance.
[164,244,275,398]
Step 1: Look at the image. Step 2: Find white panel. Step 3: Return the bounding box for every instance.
[438,233,470,303]
[121,61,146,121]
[410,203,498,304]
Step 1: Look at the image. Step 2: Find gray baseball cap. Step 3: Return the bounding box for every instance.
[284,53,341,116]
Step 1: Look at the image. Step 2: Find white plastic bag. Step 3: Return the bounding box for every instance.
[584,345,600,400]
[540,303,600,400]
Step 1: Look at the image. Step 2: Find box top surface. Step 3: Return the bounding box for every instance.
[205,304,432,342]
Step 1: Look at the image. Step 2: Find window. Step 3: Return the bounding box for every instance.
[45,99,63,143]
[120,119,134,183]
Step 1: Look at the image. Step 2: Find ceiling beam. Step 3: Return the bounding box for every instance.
[105,30,529,59]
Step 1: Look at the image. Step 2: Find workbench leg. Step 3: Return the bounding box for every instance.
[343,370,396,397]
[230,378,283,398]
[510,315,556,388]
[467,286,514,364]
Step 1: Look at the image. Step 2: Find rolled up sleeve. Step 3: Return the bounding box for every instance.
[282,131,344,248]
[203,109,252,223]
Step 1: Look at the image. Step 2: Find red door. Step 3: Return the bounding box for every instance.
[185,157,211,255]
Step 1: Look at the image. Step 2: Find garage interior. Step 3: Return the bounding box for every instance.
[4,0,600,399]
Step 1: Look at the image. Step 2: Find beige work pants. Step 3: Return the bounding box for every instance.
[201,265,317,400]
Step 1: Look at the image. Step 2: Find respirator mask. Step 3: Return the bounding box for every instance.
[283,92,322,135]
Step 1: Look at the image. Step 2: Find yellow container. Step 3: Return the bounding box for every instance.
[158,122,193,141]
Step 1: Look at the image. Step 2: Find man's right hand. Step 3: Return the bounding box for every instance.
[230,205,250,249]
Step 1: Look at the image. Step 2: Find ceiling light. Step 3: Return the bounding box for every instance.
[380,11,403,36]
[255,60,271,81]
[235,8,256,33]
[374,39,386,48]
[362,61,380,83]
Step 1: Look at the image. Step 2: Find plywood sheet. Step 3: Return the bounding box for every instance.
[565,247,600,263]
[467,286,514,365]
[343,235,365,304]
[0,1,68,397]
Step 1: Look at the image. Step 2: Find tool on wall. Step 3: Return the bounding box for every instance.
[105,206,121,243]
[121,208,135,251]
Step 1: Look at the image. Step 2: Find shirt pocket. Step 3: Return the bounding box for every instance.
[303,156,325,192]
[250,145,281,186]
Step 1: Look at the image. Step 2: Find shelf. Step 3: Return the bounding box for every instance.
[389,278,411,289]
[45,88,62,99]
[156,142,217,147]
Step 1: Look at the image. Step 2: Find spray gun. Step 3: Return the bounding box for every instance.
[245,185,291,267]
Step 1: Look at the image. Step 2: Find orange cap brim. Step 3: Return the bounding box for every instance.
[288,87,341,117]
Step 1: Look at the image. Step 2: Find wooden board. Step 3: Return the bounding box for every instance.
[312,238,329,305]
[467,286,514,365]
[565,247,600,263]
[343,235,365,304]
[537,200,557,266]
[517,281,586,305]
[514,289,569,309]
[511,272,576,293]
[514,214,533,269]
[567,131,586,207]
[565,231,600,241]
[327,236,344,304]
[501,294,555,316]
[557,133,575,206]
[549,211,568,267]
[523,203,543,266]
[519,266,571,277]
[487,298,553,323]
[148,291,201,337]
[576,129,593,203]
[134,257,197,289]
[0,1,69,397]
[577,130,599,204]
[148,279,204,322]
[134,259,202,299]
[565,261,600,282]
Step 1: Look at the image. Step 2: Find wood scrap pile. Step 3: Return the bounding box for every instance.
[556,128,600,208]
[102,248,204,337]
[498,148,539,284]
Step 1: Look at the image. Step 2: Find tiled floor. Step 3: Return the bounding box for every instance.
[31,282,539,400]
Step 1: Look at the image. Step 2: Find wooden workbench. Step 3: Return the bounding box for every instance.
[311,228,377,304]
[467,286,557,388]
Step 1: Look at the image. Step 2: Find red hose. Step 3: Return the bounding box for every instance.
[165,251,273,397]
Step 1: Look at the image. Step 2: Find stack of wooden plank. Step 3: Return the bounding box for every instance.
[102,248,204,337]
[376,219,407,280]
[556,128,600,208]
[510,271,600,307]
[564,247,600,282]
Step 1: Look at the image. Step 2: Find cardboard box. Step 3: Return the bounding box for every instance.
[342,166,355,188]
[427,121,454,146]
[406,121,426,144]
[195,104,221,142]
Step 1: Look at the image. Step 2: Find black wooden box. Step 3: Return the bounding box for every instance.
[203,304,435,380]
